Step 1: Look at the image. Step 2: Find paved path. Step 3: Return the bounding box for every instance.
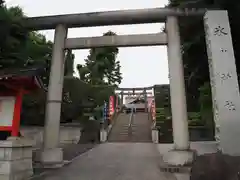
[35,143,173,180]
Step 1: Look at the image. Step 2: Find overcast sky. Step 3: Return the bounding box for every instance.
[6,0,169,88]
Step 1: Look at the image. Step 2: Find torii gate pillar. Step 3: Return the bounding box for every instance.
[40,24,67,165]
[163,16,193,166]
[143,88,148,112]
[120,91,124,106]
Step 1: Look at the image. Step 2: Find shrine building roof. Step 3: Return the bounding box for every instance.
[0,66,47,93]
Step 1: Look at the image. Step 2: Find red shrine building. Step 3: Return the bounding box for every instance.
[0,66,46,137]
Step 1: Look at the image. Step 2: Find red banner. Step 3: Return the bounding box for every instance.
[151,100,156,121]
[115,95,119,112]
[109,96,115,116]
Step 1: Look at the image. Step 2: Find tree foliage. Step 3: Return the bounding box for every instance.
[77,31,122,86]
[0,2,77,125]
[64,49,75,76]
[0,4,27,68]
[0,3,119,126]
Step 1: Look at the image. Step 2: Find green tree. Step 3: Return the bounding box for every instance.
[77,31,122,86]
[0,3,78,125]
[0,4,28,68]
[0,1,76,81]
[0,3,115,127]
[199,82,215,138]
[64,49,75,76]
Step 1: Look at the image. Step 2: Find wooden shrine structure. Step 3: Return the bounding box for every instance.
[0,66,46,137]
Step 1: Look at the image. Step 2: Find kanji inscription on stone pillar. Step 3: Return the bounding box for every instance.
[204,10,240,155]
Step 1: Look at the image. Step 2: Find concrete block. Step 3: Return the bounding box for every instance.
[0,137,34,148]
[0,161,11,174]
[40,148,63,164]
[163,150,195,166]
[0,174,11,180]
[151,129,159,143]
[100,129,107,143]
[23,148,32,159]
[32,149,41,162]
[4,148,22,161]
[59,127,81,144]
[174,173,190,180]
[20,127,42,148]
[0,148,5,160]
[0,159,32,174]
[0,170,33,180]
[13,159,32,173]
[0,137,34,180]
[107,125,112,134]
[21,126,82,149]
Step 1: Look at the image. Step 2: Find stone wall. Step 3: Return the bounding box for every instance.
[20,124,81,149]
[0,137,34,180]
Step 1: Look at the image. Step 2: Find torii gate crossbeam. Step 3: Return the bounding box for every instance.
[22,8,207,30]
[65,33,167,49]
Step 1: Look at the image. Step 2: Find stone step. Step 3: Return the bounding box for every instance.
[108,113,152,142]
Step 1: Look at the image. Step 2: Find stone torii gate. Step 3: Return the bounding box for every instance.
[116,86,153,112]
[22,8,240,166]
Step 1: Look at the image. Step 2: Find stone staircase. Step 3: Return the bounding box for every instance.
[108,113,152,142]
[108,113,131,142]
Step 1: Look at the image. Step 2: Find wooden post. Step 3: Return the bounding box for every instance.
[11,90,23,137]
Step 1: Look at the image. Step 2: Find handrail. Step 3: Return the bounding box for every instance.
[128,108,134,128]
[105,107,122,142]
[128,108,134,136]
